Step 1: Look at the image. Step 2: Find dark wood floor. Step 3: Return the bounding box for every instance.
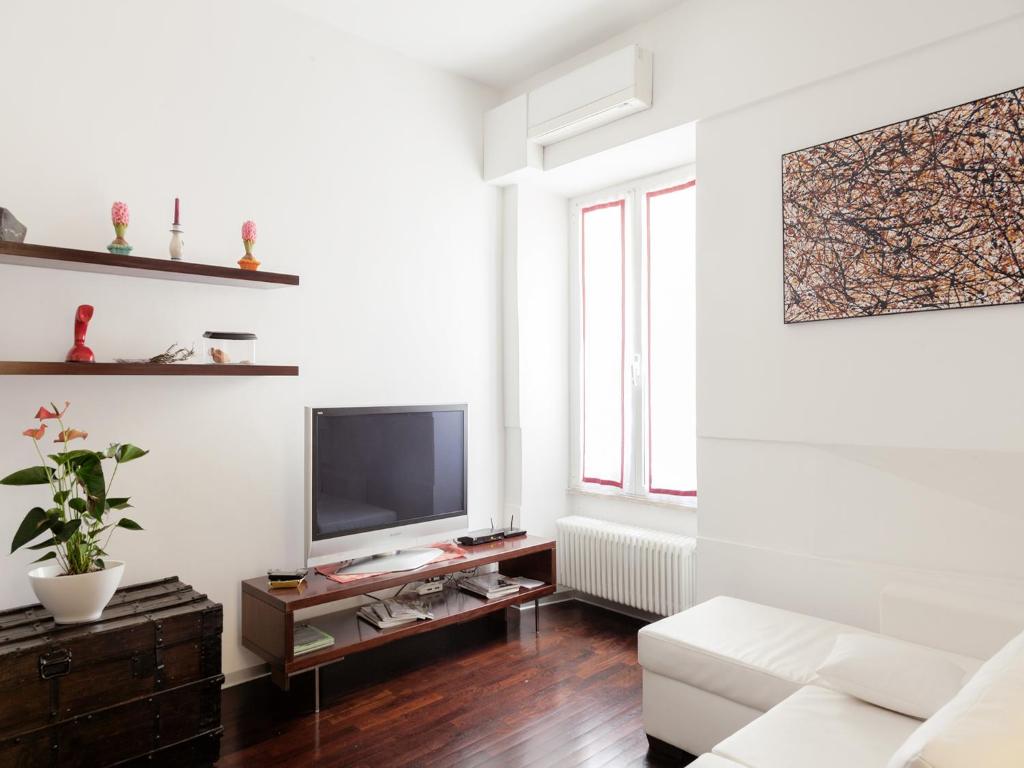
[220,601,680,768]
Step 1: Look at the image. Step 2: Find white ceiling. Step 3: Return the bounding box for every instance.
[274,0,684,89]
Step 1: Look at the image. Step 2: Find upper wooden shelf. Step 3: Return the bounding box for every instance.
[0,241,299,289]
[0,362,298,376]
[242,535,555,612]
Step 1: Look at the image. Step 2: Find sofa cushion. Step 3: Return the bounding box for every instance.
[815,633,981,719]
[713,685,921,768]
[887,628,1024,768]
[638,596,870,711]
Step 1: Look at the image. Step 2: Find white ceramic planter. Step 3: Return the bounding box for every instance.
[28,560,125,624]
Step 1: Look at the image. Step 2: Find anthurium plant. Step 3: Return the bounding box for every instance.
[1,402,148,575]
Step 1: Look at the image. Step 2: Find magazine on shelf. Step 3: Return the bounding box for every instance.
[459,572,523,599]
[357,597,434,630]
[293,623,335,656]
[505,575,545,590]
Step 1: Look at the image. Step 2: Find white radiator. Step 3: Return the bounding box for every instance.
[555,516,697,616]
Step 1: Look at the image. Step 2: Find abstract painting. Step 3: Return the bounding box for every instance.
[782,87,1024,323]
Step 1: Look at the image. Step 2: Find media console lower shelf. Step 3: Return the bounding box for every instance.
[240,536,556,711]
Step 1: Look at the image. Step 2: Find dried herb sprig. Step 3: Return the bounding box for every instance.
[116,344,195,365]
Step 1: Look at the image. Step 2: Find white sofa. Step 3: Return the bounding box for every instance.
[639,586,1024,767]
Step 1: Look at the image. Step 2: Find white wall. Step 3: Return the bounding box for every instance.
[501,185,570,538]
[499,0,1024,625]
[0,0,501,677]
[698,13,1024,627]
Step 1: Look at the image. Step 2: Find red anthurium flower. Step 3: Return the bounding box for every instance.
[55,429,88,443]
[35,401,70,420]
[22,424,47,440]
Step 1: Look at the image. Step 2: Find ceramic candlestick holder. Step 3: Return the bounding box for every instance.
[169,224,184,261]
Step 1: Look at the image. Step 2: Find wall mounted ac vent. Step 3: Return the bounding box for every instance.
[527,45,652,146]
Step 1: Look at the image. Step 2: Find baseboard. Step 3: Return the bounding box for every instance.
[510,588,659,623]
[511,586,577,610]
[225,663,270,689]
[572,593,661,623]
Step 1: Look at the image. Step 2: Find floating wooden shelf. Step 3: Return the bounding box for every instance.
[0,241,299,289]
[0,362,298,376]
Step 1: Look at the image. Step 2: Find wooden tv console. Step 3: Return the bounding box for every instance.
[241,536,556,710]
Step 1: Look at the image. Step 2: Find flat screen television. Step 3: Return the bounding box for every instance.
[305,404,468,567]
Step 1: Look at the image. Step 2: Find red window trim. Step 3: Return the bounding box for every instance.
[646,180,697,497]
[580,198,626,489]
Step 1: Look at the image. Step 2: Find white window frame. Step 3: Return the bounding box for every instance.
[568,165,697,506]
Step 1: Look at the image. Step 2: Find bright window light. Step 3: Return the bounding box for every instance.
[646,182,697,496]
[581,199,625,487]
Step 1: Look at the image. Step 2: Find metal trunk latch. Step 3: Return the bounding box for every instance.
[39,648,72,680]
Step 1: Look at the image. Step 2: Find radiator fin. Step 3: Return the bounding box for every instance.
[555,515,697,616]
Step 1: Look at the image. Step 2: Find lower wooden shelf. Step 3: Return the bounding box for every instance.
[290,582,555,674]
[0,361,298,376]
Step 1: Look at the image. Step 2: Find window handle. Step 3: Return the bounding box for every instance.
[630,353,643,387]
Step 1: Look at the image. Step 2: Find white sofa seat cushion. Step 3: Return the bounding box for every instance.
[713,685,921,768]
[888,628,1024,768]
[638,596,869,711]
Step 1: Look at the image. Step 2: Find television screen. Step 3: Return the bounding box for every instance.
[311,406,466,540]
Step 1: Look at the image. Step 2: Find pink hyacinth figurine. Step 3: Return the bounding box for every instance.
[107,201,132,255]
[238,219,260,271]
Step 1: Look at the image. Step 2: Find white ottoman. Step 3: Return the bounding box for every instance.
[639,596,871,754]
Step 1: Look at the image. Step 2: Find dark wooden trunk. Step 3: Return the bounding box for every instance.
[0,577,223,767]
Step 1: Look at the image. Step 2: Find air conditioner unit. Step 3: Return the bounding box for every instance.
[527,45,652,146]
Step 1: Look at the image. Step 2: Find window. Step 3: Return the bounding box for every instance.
[571,169,697,502]
[580,199,626,487]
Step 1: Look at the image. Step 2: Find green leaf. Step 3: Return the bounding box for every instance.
[115,444,148,463]
[88,500,105,521]
[53,490,70,505]
[0,466,52,486]
[95,558,106,570]
[31,551,57,564]
[10,507,50,553]
[48,450,98,467]
[54,518,82,542]
[74,455,105,511]
[105,443,120,459]
[26,536,57,550]
[116,518,143,531]
[68,498,87,514]
[106,498,132,510]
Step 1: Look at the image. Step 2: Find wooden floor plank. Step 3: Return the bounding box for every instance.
[220,601,684,767]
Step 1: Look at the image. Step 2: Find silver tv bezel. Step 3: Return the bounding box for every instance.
[304,404,469,568]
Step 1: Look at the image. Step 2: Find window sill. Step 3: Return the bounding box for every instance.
[567,486,697,511]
